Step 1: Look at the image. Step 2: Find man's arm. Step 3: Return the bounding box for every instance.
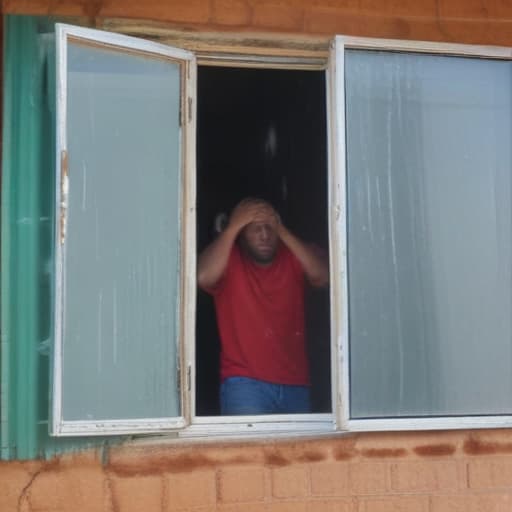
[278,224,329,288]
[197,199,266,290]
[197,224,239,290]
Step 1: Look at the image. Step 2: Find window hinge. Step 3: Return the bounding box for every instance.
[187,365,192,392]
[188,97,193,123]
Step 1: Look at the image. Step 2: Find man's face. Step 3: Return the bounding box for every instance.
[241,220,279,265]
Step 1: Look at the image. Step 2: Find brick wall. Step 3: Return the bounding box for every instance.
[2,430,512,511]
[3,0,512,45]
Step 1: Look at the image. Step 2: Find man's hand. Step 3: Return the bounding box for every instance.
[229,198,278,233]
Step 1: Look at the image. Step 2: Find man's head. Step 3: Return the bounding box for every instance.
[238,199,280,265]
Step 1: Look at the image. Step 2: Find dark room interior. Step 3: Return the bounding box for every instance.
[195,65,331,416]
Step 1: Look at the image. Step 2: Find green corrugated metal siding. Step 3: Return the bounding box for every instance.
[1,15,121,460]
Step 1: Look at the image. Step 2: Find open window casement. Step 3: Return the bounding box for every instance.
[332,36,512,432]
[52,24,196,436]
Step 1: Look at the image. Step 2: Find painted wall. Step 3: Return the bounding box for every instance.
[2,1,512,511]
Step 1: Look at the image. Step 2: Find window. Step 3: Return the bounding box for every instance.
[52,23,332,437]
[52,25,196,435]
[342,41,512,428]
[333,37,512,431]
[4,18,512,456]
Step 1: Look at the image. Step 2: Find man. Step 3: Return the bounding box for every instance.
[197,198,329,415]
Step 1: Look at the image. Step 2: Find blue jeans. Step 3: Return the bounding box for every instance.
[220,376,311,415]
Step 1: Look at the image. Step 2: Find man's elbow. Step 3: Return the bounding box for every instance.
[197,268,221,291]
[309,269,329,288]
[197,268,212,290]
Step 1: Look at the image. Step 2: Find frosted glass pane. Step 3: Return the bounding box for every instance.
[346,50,512,418]
[62,41,181,421]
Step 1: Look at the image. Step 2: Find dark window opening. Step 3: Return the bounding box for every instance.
[196,65,330,416]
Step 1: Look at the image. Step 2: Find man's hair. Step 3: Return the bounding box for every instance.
[237,197,276,211]
[235,198,281,228]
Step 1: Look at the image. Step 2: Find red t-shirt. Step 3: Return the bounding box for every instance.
[206,244,309,385]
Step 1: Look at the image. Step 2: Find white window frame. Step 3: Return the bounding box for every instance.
[52,24,196,436]
[333,35,512,433]
[51,23,512,439]
[183,51,336,439]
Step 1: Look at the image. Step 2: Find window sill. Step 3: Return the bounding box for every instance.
[127,413,340,448]
[183,413,335,439]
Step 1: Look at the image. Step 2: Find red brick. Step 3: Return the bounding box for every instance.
[308,0,360,9]
[0,464,35,512]
[29,466,106,512]
[311,463,350,496]
[111,475,163,512]
[252,3,304,31]
[166,471,216,509]
[438,0,494,19]
[306,498,355,512]
[453,19,512,46]
[218,504,268,512]
[489,3,512,19]
[430,493,512,512]
[103,0,212,24]
[5,0,213,23]
[359,0,437,18]
[468,459,512,489]
[390,461,459,492]
[314,6,437,37]
[27,470,69,511]
[271,466,308,499]
[268,502,308,512]
[218,467,266,503]
[305,9,512,46]
[3,0,85,15]
[174,507,217,512]
[213,0,252,26]
[349,463,388,495]
[360,496,428,512]
[63,466,107,512]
